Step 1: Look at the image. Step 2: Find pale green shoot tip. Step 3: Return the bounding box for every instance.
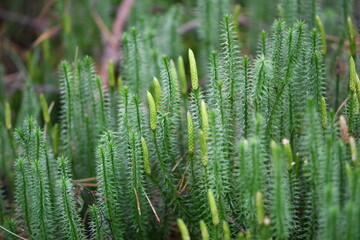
[147,91,157,131]
[188,49,199,90]
[177,219,190,240]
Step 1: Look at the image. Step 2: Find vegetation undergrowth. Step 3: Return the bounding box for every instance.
[1,0,360,239]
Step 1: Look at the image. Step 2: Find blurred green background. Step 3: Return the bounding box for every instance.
[0,0,359,144]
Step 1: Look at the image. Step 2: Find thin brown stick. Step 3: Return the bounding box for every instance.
[142,187,160,222]
[90,9,114,45]
[326,35,341,42]
[178,19,199,34]
[36,0,56,20]
[91,191,111,201]
[179,179,190,195]
[177,175,184,192]
[98,0,135,83]
[77,183,99,187]
[335,97,349,118]
[171,151,188,173]
[112,0,135,43]
[48,101,55,115]
[73,176,97,182]
[134,187,142,216]
[31,25,61,48]
[177,163,190,192]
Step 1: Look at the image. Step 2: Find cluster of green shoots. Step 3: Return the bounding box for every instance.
[1,13,360,240]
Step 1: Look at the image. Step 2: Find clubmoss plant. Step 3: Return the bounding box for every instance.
[14,117,56,239]
[4,9,360,240]
[55,157,85,240]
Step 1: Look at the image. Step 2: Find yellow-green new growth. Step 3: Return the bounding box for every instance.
[357,81,360,101]
[147,91,157,131]
[187,112,195,153]
[223,221,230,240]
[201,101,209,138]
[199,130,208,166]
[153,77,162,109]
[188,48,199,90]
[349,57,360,94]
[315,15,327,55]
[320,97,328,127]
[199,220,209,240]
[347,17,357,57]
[256,191,265,225]
[108,60,115,87]
[349,57,360,114]
[141,137,151,175]
[177,219,190,240]
[178,56,187,95]
[39,94,50,124]
[170,60,179,80]
[208,189,219,226]
[354,93,360,114]
[5,102,11,129]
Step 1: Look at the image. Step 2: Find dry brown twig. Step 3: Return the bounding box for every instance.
[335,97,349,118]
[31,25,61,48]
[134,187,142,216]
[171,151,188,173]
[142,187,161,222]
[95,0,135,84]
[73,176,98,183]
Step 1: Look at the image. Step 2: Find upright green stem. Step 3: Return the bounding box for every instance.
[19,160,32,236]
[61,178,81,240]
[34,161,48,240]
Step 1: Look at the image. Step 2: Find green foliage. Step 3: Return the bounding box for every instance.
[14,117,56,239]
[2,1,360,239]
[55,157,85,240]
[121,28,148,96]
[270,141,291,239]
[59,57,110,178]
[95,132,123,238]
